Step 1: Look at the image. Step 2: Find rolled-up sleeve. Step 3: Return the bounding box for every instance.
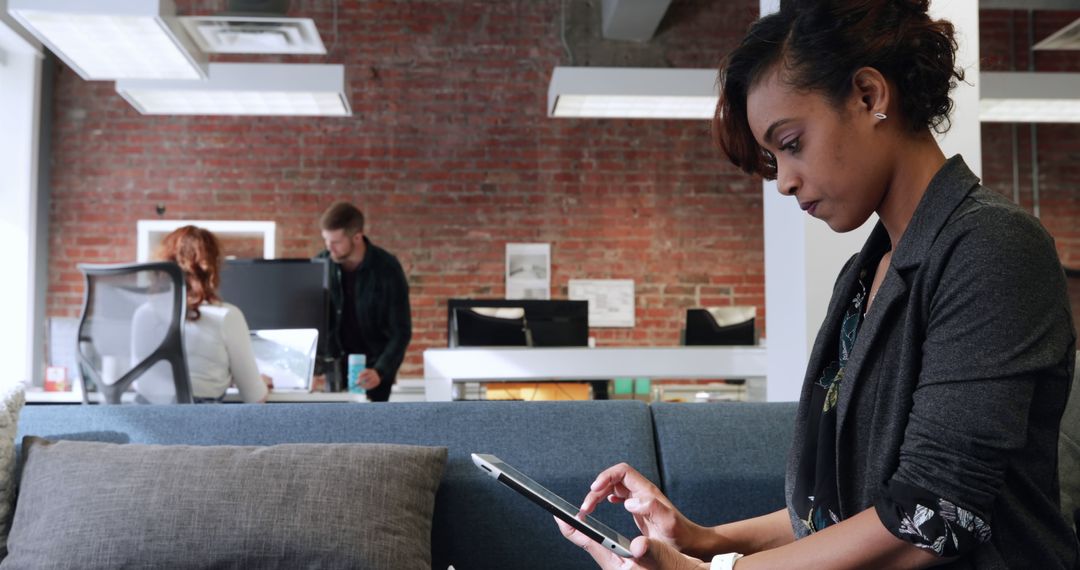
[874,209,1073,557]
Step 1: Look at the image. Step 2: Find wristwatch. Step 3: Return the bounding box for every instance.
[711,552,744,570]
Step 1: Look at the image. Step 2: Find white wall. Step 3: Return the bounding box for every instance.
[931,1,982,178]
[761,0,980,401]
[0,15,43,390]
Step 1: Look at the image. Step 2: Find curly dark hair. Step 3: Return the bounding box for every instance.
[714,0,965,179]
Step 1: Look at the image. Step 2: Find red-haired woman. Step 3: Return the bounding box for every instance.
[136,225,270,404]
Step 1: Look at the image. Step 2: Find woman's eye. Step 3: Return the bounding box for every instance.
[781,138,801,153]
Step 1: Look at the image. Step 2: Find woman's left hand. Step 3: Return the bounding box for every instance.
[555,518,710,570]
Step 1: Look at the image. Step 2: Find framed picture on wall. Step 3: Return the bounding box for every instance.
[569,279,635,328]
[505,243,551,300]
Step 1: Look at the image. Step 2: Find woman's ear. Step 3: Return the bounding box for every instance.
[851,66,891,119]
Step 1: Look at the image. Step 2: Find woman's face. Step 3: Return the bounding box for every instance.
[746,69,891,233]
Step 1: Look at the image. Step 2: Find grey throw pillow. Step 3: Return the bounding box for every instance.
[0,385,25,558]
[2,438,447,569]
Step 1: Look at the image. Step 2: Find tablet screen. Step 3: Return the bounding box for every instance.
[472,453,633,557]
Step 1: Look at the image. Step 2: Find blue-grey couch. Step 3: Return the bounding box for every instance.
[16,401,796,569]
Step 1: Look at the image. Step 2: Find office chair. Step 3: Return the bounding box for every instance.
[683,306,757,346]
[663,306,758,401]
[76,262,193,404]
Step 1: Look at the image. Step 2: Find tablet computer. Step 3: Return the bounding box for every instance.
[471,453,634,557]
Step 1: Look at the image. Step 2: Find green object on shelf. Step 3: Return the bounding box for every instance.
[613,378,634,395]
[634,378,651,395]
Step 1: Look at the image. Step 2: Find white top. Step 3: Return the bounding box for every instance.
[132,301,267,403]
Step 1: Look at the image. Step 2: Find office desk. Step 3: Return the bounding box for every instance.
[25,388,367,404]
[423,346,768,401]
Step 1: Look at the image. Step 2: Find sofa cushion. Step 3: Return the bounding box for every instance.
[1060,354,1080,535]
[651,402,797,526]
[16,401,660,570]
[0,385,24,558]
[3,437,446,570]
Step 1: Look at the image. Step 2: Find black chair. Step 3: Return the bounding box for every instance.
[451,307,530,347]
[683,307,757,347]
[76,262,193,404]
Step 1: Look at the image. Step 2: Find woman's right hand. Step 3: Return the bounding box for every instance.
[579,463,709,557]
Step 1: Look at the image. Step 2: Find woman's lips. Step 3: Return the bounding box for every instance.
[800,200,819,216]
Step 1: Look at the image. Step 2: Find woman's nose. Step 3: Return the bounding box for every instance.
[777,169,799,196]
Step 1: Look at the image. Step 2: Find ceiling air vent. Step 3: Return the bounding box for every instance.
[1034,17,1080,50]
[179,16,326,54]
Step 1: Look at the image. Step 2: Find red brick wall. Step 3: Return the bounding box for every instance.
[46,3,1080,377]
[979,10,1080,337]
[46,0,765,378]
[980,10,1080,268]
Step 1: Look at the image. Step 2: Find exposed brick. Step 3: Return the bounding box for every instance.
[45,3,1080,377]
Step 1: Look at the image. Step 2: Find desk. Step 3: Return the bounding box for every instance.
[423,346,768,401]
[25,388,368,404]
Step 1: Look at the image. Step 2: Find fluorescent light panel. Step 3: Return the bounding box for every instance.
[549,67,717,120]
[7,0,205,80]
[116,63,351,117]
[550,67,1080,124]
[980,72,1080,123]
[1032,17,1080,50]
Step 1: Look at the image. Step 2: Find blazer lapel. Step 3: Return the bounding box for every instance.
[834,155,981,450]
[835,264,908,433]
[787,249,864,517]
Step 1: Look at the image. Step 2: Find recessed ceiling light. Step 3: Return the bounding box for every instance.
[179,16,326,55]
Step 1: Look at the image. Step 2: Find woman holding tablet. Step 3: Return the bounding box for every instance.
[556,1,1079,568]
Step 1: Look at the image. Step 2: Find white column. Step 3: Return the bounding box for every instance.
[761,0,980,402]
[0,16,43,390]
[930,1,981,177]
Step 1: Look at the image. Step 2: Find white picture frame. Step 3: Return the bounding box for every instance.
[505,243,551,300]
[136,219,276,261]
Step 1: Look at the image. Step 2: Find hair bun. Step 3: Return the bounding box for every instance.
[895,0,930,16]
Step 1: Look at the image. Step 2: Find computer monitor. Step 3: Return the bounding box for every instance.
[219,258,330,353]
[684,307,756,346]
[448,299,589,348]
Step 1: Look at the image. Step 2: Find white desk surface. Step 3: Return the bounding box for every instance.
[423,346,768,401]
[25,388,367,404]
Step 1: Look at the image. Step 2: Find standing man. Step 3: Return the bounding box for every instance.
[316,202,412,402]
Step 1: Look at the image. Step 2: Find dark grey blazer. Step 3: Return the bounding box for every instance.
[784,156,1080,569]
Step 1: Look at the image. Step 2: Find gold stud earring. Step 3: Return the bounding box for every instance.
[874,112,888,120]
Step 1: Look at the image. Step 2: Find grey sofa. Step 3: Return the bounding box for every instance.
[16,401,796,570]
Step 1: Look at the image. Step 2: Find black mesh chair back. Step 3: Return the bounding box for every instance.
[76,262,193,404]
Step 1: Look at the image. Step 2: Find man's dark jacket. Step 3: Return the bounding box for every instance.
[316,237,412,384]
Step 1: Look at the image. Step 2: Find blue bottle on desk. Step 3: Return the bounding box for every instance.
[347,354,366,394]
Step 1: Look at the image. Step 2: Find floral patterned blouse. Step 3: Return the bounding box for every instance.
[791,256,991,557]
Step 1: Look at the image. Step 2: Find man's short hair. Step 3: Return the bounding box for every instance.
[320,202,365,235]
